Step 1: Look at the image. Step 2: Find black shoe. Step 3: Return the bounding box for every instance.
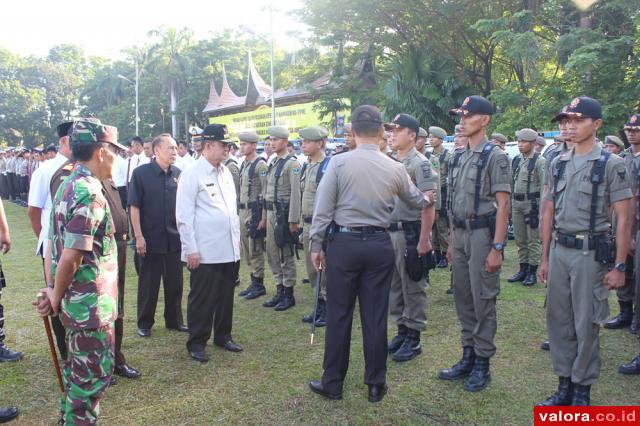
[571,384,591,406]
[604,300,633,329]
[508,263,529,283]
[0,345,23,362]
[168,324,189,332]
[274,287,295,311]
[302,312,314,323]
[446,287,454,295]
[392,328,422,362]
[314,302,327,328]
[239,282,256,297]
[309,380,342,400]
[190,350,209,363]
[368,384,388,403]
[537,377,573,406]
[137,328,151,337]
[439,346,475,380]
[437,256,448,268]
[540,340,550,351]
[302,277,310,284]
[263,285,284,307]
[214,339,243,353]
[302,298,325,323]
[0,406,18,423]
[523,266,538,286]
[464,356,491,392]
[115,363,142,379]
[388,324,408,354]
[245,284,266,300]
[618,354,640,375]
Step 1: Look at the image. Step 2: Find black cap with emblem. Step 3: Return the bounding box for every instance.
[449,95,494,116]
[551,96,602,122]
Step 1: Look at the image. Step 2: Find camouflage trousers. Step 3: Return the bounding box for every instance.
[60,325,115,426]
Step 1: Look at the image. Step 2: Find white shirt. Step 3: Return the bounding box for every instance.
[175,153,195,171]
[112,155,128,187]
[126,153,150,183]
[27,152,69,255]
[176,157,240,264]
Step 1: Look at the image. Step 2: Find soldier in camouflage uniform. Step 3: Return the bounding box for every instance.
[299,126,330,327]
[36,120,127,425]
[429,126,451,268]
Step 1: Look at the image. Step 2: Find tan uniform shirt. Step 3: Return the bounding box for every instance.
[225,158,240,196]
[262,154,302,224]
[544,145,631,234]
[390,148,438,222]
[239,157,268,205]
[309,143,432,252]
[300,153,327,222]
[512,152,545,195]
[450,139,512,220]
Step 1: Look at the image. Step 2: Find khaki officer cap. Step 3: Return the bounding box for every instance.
[536,136,546,146]
[418,127,428,138]
[604,135,624,150]
[238,130,260,143]
[515,128,538,142]
[267,126,289,139]
[491,133,509,144]
[299,126,328,141]
[428,126,447,139]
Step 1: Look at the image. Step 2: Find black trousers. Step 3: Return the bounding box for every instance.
[186,262,239,352]
[321,232,395,394]
[137,251,184,330]
[115,240,127,365]
[117,187,127,211]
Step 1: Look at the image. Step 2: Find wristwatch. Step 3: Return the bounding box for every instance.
[614,262,626,272]
[491,242,505,252]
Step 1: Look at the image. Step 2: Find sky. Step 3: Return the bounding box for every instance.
[0,0,308,59]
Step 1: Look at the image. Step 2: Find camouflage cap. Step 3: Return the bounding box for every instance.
[515,128,538,142]
[237,130,260,143]
[268,126,290,139]
[299,126,329,141]
[428,126,447,139]
[418,127,428,138]
[536,136,546,146]
[604,135,624,149]
[490,133,508,144]
[70,120,127,151]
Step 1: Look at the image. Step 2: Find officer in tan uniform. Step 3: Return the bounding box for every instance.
[299,126,330,327]
[604,135,625,155]
[538,97,631,406]
[384,114,438,363]
[259,126,302,311]
[438,96,511,393]
[535,135,546,154]
[225,152,240,197]
[508,128,545,286]
[490,133,508,151]
[237,131,269,300]
[429,126,451,268]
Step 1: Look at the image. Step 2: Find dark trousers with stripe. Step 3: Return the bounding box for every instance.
[321,232,394,394]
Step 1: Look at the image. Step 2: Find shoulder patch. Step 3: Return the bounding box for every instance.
[421,162,432,179]
[617,168,627,181]
[292,167,301,175]
[259,170,268,177]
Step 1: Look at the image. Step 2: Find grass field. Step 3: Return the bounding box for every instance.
[0,201,638,425]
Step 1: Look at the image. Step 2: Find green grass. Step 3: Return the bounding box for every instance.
[0,201,638,425]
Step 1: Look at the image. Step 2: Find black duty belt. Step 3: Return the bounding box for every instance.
[238,202,259,210]
[388,220,420,232]
[554,231,605,250]
[513,192,540,201]
[452,214,494,231]
[335,225,387,235]
[303,216,313,224]
[265,202,275,210]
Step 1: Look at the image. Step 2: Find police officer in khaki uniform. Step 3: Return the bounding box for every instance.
[535,135,546,154]
[438,96,511,392]
[429,126,451,268]
[508,128,545,286]
[604,135,625,155]
[490,133,508,151]
[384,114,438,363]
[538,97,631,406]
[236,131,269,300]
[299,126,330,326]
[225,153,240,197]
[259,126,302,311]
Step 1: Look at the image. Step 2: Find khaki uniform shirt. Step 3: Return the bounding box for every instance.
[512,152,545,195]
[262,154,302,224]
[239,157,268,205]
[544,145,631,234]
[225,158,240,197]
[390,148,439,222]
[300,153,327,222]
[449,139,512,219]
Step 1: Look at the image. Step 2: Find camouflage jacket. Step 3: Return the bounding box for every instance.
[50,163,118,330]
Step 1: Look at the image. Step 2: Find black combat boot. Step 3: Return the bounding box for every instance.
[314,299,327,327]
[437,251,448,268]
[540,340,550,351]
[388,324,408,354]
[604,300,633,329]
[239,274,258,297]
[0,345,23,362]
[434,250,442,265]
[392,328,422,362]
[262,284,284,307]
[537,377,573,406]
[244,276,266,300]
[618,354,640,375]
[439,346,475,380]
[274,286,296,311]
[507,263,529,282]
[571,384,591,406]
[464,356,491,392]
[523,265,538,286]
[302,297,323,323]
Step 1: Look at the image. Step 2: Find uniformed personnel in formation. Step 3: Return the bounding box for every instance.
[428,125,451,268]
[385,114,438,363]
[508,128,545,286]
[538,96,631,406]
[490,133,508,151]
[259,126,302,311]
[604,135,625,155]
[439,95,511,393]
